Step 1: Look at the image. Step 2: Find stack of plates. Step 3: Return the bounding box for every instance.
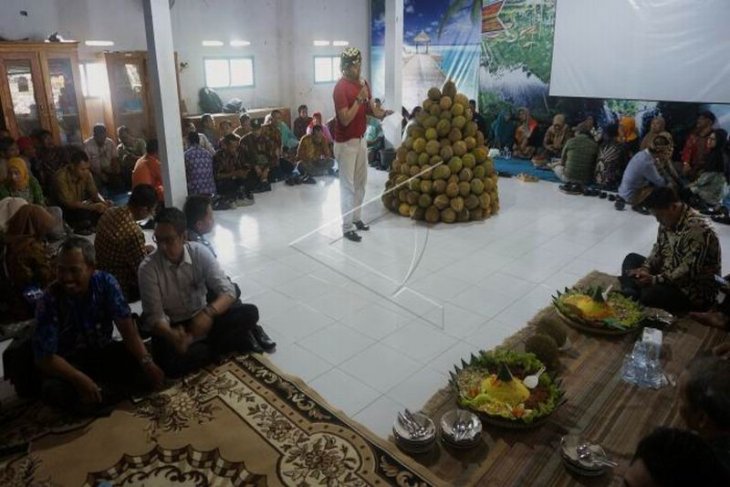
[440,409,482,449]
[393,411,436,454]
[560,435,610,477]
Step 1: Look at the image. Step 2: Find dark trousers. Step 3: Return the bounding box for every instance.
[41,341,149,415]
[216,175,258,198]
[151,302,259,378]
[620,253,692,314]
[269,158,296,181]
[63,207,101,230]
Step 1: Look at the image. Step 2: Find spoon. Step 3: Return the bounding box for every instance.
[577,444,618,467]
[523,366,546,389]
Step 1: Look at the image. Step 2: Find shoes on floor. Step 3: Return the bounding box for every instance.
[235,197,254,207]
[253,182,272,193]
[244,328,264,354]
[251,325,276,352]
[711,214,730,225]
[631,205,650,215]
[343,230,362,242]
[301,174,317,185]
[354,220,370,231]
[559,182,583,195]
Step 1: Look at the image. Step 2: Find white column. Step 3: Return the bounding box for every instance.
[383,0,404,148]
[143,0,186,208]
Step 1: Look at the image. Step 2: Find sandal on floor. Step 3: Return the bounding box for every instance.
[711,214,730,225]
[559,182,583,195]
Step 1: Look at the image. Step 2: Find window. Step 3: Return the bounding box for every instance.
[204,57,254,88]
[79,62,108,98]
[314,56,340,83]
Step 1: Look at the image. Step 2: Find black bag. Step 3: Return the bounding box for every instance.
[198,87,223,113]
[223,98,245,114]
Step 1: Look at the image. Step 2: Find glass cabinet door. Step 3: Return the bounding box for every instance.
[46,57,83,144]
[0,54,47,137]
[106,54,152,139]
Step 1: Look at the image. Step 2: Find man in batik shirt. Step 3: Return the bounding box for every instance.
[621,187,720,314]
[184,132,216,195]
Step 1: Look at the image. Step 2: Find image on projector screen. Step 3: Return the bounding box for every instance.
[549,0,730,104]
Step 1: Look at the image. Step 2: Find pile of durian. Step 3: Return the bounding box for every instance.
[382,80,499,223]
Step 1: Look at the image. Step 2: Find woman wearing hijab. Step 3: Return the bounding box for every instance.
[512,107,538,159]
[306,112,334,144]
[0,157,45,204]
[4,205,56,319]
[688,129,728,209]
[490,108,516,151]
[619,116,641,157]
[639,116,666,151]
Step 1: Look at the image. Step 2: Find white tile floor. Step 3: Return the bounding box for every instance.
[207,169,730,439]
[3,168,730,440]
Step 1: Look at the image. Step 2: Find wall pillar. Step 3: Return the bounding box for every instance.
[383,0,404,147]
[143,0,187,208]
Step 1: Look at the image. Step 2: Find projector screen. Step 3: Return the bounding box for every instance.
[549,0,730,104]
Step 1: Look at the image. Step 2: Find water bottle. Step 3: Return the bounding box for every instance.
[506,147,512,159]
[621,341,666,389]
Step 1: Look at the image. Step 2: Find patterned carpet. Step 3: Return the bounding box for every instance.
[0,355,443,486]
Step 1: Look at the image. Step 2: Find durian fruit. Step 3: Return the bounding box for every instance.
[535,317,568,348]
[525,333,560,370]
[382,78,498,223]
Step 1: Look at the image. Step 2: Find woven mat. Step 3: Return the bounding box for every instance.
[410,271,727,487]
[0,354,445,486]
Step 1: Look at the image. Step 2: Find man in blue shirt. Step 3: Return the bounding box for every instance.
[617,132,678,208]
[33,237,164,415]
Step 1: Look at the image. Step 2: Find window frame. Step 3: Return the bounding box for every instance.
[313,55,341,84]
[78,61,106,98]
[203,56,255,89]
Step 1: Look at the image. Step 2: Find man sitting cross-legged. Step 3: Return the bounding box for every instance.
[54,149,112,234]
[213,133,256,206]
[620,187,720,314]
[33,237,164,415]
[296,125,336,177]
[139,208,274,378]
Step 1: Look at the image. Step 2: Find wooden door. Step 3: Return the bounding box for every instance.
[42,51,89,144]
[0,52,52,138]
[105,52,155,140]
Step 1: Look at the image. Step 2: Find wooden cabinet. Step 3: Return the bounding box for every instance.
[0,42,88,144]
[102,51,182,141]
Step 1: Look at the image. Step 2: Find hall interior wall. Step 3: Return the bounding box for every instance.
[0,0,370,126]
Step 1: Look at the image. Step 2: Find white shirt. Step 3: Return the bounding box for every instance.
[84,137,118,174]
[138,242,236,327]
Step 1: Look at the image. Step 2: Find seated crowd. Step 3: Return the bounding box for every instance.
[1,102,730,484]
[490,108,729,221]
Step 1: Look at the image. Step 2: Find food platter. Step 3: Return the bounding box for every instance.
[449,350,563,429]
[552,286,644,336]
